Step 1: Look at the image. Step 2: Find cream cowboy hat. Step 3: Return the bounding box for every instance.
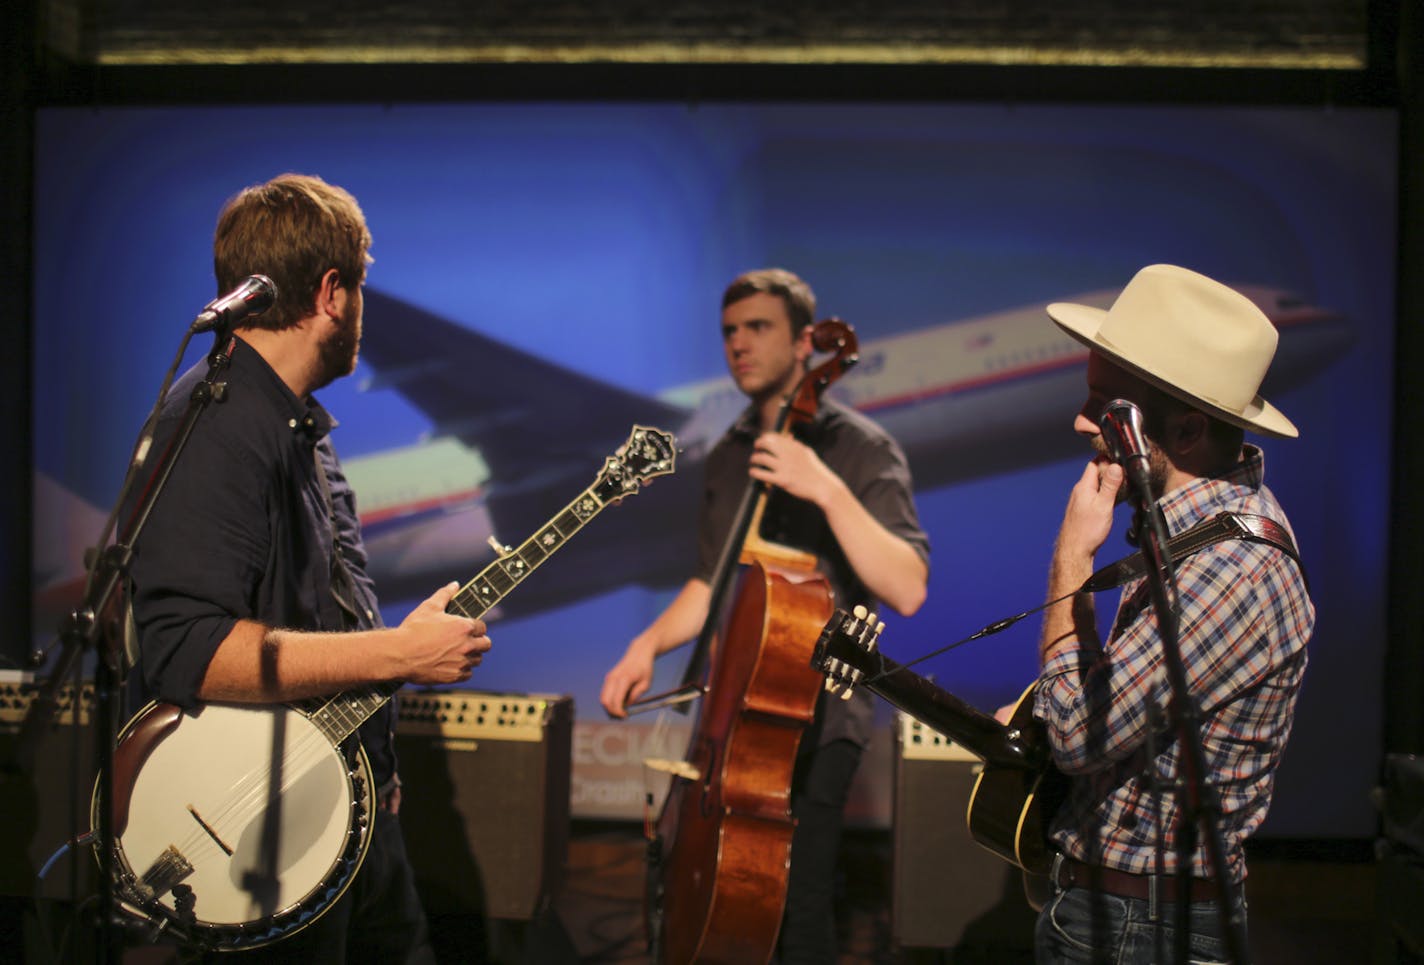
[1047,263,1298,439]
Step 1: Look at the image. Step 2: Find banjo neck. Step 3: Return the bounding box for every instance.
[307,424,678,746]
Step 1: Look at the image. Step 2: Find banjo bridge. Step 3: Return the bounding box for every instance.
[186,803,235,856]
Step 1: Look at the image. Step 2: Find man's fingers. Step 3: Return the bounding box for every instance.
[426,581,460,610]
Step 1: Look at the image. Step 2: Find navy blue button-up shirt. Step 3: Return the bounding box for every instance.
[129,336,397,785]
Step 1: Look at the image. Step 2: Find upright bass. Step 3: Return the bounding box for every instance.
[646,319,858,965]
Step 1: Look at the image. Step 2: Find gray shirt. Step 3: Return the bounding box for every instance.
[695,397,930,746]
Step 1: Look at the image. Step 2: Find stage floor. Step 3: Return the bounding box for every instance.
[457,824,1382,964]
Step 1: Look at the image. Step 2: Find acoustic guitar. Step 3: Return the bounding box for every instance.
[811,607,1068,909]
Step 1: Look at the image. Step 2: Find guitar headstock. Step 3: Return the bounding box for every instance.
[811,605,884,701]
[591,425,677,502]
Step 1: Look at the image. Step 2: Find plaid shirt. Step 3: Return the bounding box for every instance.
[1034,446,1314,883]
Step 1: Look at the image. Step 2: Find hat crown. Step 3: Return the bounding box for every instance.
[1095,264,1277,412]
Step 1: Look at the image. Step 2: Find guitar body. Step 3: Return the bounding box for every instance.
[965,688,1069,909]
[97,701,373,950]
[657,559,833,965]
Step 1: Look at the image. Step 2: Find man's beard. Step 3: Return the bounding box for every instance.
[313,299,360,390]
[1090,436,1170,502]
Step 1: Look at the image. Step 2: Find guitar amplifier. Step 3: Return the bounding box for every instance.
[0,673,97,900]
[394,688,573,922]
[892,713,1037,954]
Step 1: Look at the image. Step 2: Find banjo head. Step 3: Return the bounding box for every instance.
[97,701,374,949]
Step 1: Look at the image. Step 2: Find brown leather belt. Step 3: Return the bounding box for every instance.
[1054,856,1218,903]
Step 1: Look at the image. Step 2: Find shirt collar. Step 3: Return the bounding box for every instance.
[1157,443,1266,535]
[229,335,336,443]
[292,399,335,443]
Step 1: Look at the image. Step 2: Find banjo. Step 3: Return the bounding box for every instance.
[94,425,676,950]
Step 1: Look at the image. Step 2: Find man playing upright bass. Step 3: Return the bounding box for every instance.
[602,268,930,962]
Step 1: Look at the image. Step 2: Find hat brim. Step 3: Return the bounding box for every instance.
[1048,301,1299,439]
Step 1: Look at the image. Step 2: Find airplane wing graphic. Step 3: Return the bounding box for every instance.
[360,289,690,483]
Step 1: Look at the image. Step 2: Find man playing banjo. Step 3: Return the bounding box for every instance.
[126,173,490,961]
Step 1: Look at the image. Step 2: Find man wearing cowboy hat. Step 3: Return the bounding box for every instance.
[1031,264,1316,962]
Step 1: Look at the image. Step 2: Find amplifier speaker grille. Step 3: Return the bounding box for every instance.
[0,677,97,900]
[892,714,1037,953]
[395,689,573,922]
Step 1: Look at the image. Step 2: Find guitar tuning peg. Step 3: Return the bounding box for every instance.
[852,604,868,620]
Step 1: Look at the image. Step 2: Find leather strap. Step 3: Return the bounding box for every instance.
[1080,512,1308,594]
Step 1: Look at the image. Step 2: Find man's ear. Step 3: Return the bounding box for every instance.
[793,323,815,365]
[314,268,343,320]
[1174,410,1210,455]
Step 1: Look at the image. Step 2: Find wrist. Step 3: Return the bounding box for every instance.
[628,633,661,662]
[815,471,850,515]
[378,626,413,680]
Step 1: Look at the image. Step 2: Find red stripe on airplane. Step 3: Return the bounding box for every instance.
[361,486,484,525]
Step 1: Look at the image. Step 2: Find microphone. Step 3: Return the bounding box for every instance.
[192,275,277,333]
[1099,398,1156,507]
[1098,398,1149,466]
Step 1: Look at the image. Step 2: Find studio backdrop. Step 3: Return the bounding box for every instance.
[30,101,1394,836]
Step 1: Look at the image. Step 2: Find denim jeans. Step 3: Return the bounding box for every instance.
[1035,879,1247,964]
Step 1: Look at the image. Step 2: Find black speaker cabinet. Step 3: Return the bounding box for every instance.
[0,674,97,900]
[395,689,573,922]
[892,714,1037,954]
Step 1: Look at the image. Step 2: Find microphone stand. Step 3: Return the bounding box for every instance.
[1119,455,1249,965]
[13,323,239,961]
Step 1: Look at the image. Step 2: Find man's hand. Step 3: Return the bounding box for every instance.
[1039,459,1119,666]
[748,432,840,507]
[601,640,656,718]
[1056,458,1123,564]
[398,582,492,685]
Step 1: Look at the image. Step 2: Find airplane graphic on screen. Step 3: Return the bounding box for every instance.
[338,284,1350,613]
[33,283,1350,629]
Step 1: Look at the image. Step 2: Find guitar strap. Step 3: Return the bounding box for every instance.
[1079,511,1309,595]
